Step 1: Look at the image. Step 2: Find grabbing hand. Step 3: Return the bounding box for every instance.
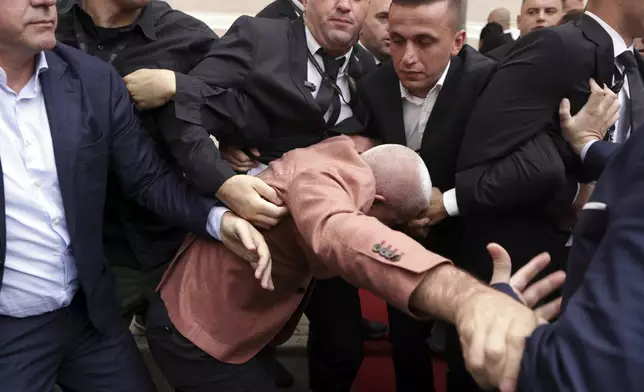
[220,212,274,290]
[221,145,260,172]
[488,243,565,321]
[216,175,289,230]
[123,69,177,110]
[456,287,544,392]
[560,78,620,155]
[408,188,447,229]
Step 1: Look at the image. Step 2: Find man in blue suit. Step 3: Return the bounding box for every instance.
[0,0,277,391]
[510,93,644,391]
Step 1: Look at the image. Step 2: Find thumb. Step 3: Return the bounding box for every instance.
[488,243,512,285]
[589,78,602,93]
[249,148,261,157]
[252,178,284,206]
[559,98,572,123]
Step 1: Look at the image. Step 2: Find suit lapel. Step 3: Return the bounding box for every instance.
[287,18,326,126]
[371,63,406,145]
[40,51,80,233]
[419,55,462,154]
[577,15,615,89]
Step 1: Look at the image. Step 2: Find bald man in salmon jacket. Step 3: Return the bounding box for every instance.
[145,135,554,392]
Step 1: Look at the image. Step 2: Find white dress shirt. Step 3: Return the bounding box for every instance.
[0,52,226,317]
[248,25,354,177]
[400,62,450,152]
[399,63,459,216]
[581,11,635,160]
[0,53,80,317]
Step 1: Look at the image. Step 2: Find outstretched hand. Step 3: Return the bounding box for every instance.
[488,243,565,321]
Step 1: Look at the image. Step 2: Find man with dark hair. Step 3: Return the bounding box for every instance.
[486,0,563,61]
[358,0,498,391]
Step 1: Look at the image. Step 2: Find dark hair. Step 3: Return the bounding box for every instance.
[391,0,467,31]
[559,9,584,25]
[479,22,507,54]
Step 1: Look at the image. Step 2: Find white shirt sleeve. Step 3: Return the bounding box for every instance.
[206,206,231,241]
[443,188,460,217]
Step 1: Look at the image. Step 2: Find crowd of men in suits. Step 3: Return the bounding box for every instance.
[1,0,644,391]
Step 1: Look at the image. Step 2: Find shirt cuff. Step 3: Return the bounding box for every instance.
[443,188,460,217]
[580,140,598,161]
[206,206,231,241]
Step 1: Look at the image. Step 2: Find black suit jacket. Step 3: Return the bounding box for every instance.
[256,0,301,20]
[3,45,216,331]
[168,16,376,164]
[454,15,644,276]
[485,39,513,61]
[357,45,497,264]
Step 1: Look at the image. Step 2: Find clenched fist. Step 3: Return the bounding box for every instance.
[123,69,176,110]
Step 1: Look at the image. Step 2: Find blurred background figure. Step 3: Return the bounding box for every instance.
[478,22,507,54]
[359,0,392,63]
[486,0,563,61]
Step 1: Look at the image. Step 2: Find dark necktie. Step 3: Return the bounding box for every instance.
[617,51,644,133]
[315,48,346,126]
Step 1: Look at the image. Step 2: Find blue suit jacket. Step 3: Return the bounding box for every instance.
[518,125,644,390]
[582,140,620,181]
[0,44,215,331]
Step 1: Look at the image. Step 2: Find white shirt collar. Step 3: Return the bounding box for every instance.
[305,25,353,76]
[585,11,634,59]
[291,0,304,13]
[400,60,451,102]
[0,51,49,94]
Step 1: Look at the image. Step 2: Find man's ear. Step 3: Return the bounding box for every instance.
[451,29,466,56]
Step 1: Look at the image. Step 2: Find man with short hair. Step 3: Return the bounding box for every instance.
[486,0,563,61]
[488,7,512,31]
[359,0,392,63]
[146,135,561,392]
[0,0,272,390]
[488,7,517,45]
[358,0,498,390]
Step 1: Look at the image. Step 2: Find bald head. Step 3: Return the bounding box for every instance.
[361,145,432,223]
[488,7,512,30]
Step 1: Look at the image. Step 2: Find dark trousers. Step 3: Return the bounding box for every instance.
[305,276,364,392]
[111,263,168,323]
[387,305,435,392]
[0,292,156,392]
[146,294,277,392]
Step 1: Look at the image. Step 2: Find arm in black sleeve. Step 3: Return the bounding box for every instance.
[155,16,270,194]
